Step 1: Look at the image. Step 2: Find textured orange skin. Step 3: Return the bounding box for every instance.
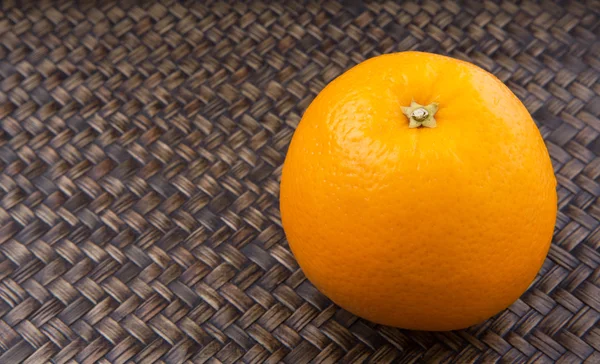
[280,52,557,331]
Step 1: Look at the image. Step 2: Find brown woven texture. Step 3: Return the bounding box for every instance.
[0,0,599,363]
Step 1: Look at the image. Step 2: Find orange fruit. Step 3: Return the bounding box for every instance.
[280,52,557,331]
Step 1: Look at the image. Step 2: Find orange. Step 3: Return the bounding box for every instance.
[280,52,557,331]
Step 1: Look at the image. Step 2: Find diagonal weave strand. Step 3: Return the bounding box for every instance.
[0,0,599,363]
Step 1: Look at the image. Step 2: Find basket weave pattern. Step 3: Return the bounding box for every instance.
[0,1,599,363]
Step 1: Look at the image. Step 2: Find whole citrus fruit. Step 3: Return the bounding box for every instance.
[280,52,557,331]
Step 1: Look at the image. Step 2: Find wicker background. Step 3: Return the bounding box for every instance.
[0,0,599,363]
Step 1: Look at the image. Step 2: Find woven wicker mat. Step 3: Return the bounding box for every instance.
[0,1,599,363]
